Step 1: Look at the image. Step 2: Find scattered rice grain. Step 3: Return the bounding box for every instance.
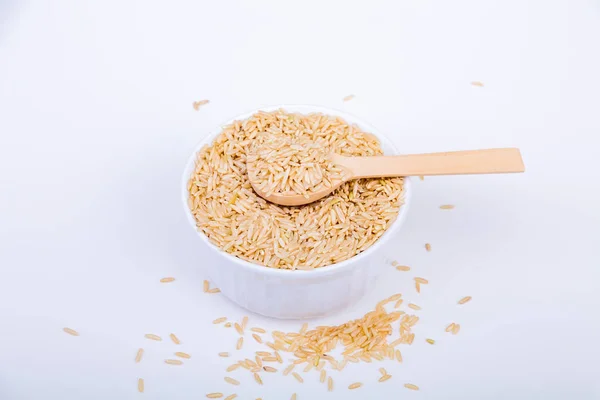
[175,352,191,359]
[224,377,240,386]
[165,359,183,365]
[292,372,304,383]
[404,383,419,390]
[348,382,362,390]
[138,378,144,393]
[160,277,175,283]
[458,296,472,305]
[145,334,161,341]
[63,327,79,336]
[135,348,144,363]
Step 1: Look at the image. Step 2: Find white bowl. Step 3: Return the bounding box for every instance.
[181,105,412,319]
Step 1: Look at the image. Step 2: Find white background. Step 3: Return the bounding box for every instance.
[1,1,599,399]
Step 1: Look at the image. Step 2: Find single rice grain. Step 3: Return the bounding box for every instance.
[219,352,230,357]
[426,338,435,344]
[145,334,161,341]
[250,327,266,334]
[396,265,410,271]
[224,377,240,386]
[292,372,304,383]
[328,376,334,392]
[404,383,419,390]
[63,327,79,336]
[175,352,191,359]
[165,359,183,365]
[253,372,263,385]
[213,317,227,324]
[348,382,362,390]
[138,378,144,393]
[169,333,180,344]
[343,94,355,101]
[160,277,175,283]
[203,280,209,292]
[425,243,432,251]
[408,303,421,310]
[226,364,239,372]
[379,374,392,382]
[193,100,210,110]
[320,370,326,383]
[439,204,455,210]
[458,296,472,305]
[135,348,144,363]
[236,337,243,350]
[224,395,237,400]
[206,393,223,399]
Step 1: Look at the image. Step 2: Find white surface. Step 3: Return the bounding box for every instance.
[0,1,599,399]
[181,105,413,319]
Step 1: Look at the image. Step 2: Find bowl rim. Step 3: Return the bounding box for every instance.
[181,104,412,278]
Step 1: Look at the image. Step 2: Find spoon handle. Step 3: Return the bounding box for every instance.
[335,148,525,178]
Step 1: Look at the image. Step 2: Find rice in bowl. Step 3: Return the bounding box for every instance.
[187,109,404,270]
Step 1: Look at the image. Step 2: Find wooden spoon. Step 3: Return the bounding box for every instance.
[248,148,525,206]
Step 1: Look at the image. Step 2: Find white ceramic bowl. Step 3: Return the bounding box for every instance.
[182,105,412,319]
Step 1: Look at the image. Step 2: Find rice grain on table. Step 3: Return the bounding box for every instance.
[206,393,223,399]
[439,204,455,210]
[226,364,240,372]
[252,334,263,344]
[396,265,411,271]
[63,327,79,336]
[145,334,161,341]
[213,317,227,324]
[426,338,435,344]
[408,303,421,310]
[165,359,183,365]
[343,94,355,101]
[446,323,456,332]
[263,366,277,372]
[348,382,362,390]
[193,100,210,110]
[224,377,240,386]
[224,323,232,328]
[135,348,144,363]
[253,372,263,385]
[242,316,249,329]
[160,277,175,283]
[169,333,180,344]
[458,296,472,304]
[207,288,221,294]
[415,277,428,284]
[175,352,191,359]
[320,370,326,383]
[203,280,209,292]
[275,351,282,363]
[138,378,144,393]
[283,364,295,376]
[452,324,461,335]
[187,110,405,270]
[404,383,419,390]
[224,395,237,400]
[395,349,403,362]
[471,81,484,87]
[250,327,266,334]
[234,323,244,335]
[328,376,334,392]
[379,374,392,382]
[219,352,230,357]
[290,394,297,400]
[236,337,244,350]
[292,372,304,383]
[425,243,432,251]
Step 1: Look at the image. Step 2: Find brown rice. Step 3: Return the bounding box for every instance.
[187,110,404,270]
[63,327,79,336]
